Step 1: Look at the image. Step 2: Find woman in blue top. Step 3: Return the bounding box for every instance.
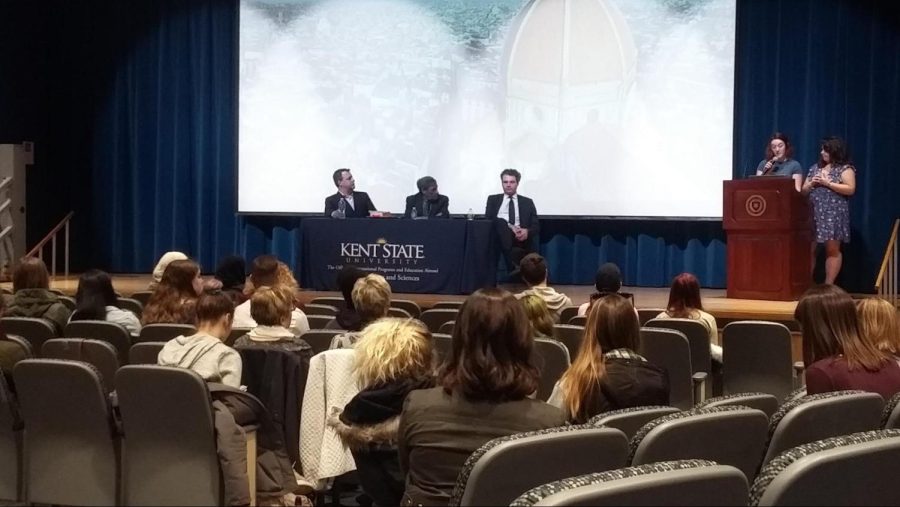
[756,132,803,191]
[801,136,857,285]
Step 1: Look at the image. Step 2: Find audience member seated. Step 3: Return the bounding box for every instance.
[521,294,556,339]
[326,266,368,331]
[0,296,26,376]
[142,259,203,325]
[578,262,630,316]
[233,255,309,335]
[233,286,311,358]
[330,318,436,507]
[331,274,392,349]
[6,256,71,334]
[158,291,241,387]
[796,285,900,399]
[69,269,141,336]
[215,255,248,306]
[655,272,723,362]
[515,253,572,322]
[398,288,566,506]
[856,297,900,359]
[148,251,188,290]
[549,294,669,423]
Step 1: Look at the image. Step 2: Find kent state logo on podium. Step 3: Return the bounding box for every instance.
[341,238,426,265]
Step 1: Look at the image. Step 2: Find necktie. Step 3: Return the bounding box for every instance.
[423,200,430,217]
[508,197,516,226]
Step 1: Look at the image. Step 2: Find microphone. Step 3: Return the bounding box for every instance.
[763,157,779,175]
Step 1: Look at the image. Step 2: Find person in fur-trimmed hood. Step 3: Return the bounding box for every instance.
[328,318,435,507]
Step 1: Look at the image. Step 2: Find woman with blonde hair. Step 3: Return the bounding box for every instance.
[142,259,203,325]
[330,318,435,507]
[550,294,669,424]
[521,294,556,339]
[796,285,900,399]
[856,298,900,356]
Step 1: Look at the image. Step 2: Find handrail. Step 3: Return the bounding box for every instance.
[875,218,899,306]
[26,211,73,279]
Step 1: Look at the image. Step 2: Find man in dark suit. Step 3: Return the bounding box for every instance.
[485,168,539,276]
[324,168,377,218]
[403,176,450,219]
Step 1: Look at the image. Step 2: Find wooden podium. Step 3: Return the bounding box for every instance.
[723,177,812,301]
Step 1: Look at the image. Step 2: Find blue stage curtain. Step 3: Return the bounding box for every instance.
[8,0,895,291]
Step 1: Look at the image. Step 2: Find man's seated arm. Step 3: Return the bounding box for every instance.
[324,195,335,217]
[437,196,450,218]
[403,195,415,219]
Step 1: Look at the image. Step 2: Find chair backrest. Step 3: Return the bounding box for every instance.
[0,318,57,358]
[419,309,458,333]
[750,430,900,506]
[306,315,335,330]
[300,330,345,355]
[637,308,665,326]
[567,315,587,327]
[639,327,694,409]
[432,333,453,366]
[451,426,629,507]
[882,392,900,429]
[532,338,570,401]
[0,370,23,502]
[0,334,33,368]
[14,359,118,506]
[432,301,463,310]
[128,342,166,365]
[589,406,681,441]
[117,297,144,318]
[552,324,584,360]
[116,365,222,505]
[390,299,421,318]
[309,296,347,311]
[438,320,455,335]
[41,339,119,388]
[645,318,712,376]
[304,303,339,316]
[695,392,780,419]
[129,291,153,306]
[721,321,794,401]
[511,460,749,507]
[58,295,76,311]
[137,323,196,344]
[763,390,885,466]
[630,406,770,481]
[558,306,579,326]
[387,306,412,319]
[224,327,251,347]
[64,320,132,365]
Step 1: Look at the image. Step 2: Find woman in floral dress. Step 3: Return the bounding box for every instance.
[801,136,857,284]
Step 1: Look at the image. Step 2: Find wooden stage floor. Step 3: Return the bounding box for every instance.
[23,274,800,322]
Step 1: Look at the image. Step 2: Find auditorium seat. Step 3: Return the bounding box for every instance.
[532,338,570,401]
[882,392,900,429]
[640,327,703,409]
[695,392,779,419]
[65,320,132,365]
[750,430,900,506]
[511,460,748,507]
[301,329,344,355]
[117,297,143,319]
[303,303,339,317]
[567,315,587,327]
[390,299,421,318]
[558,305,579,325]
[589,406,681,441]
[432,301,463,310]
[42,339,119,387]
[309,296,347,311]
[437,320,455,335]
[225,327,252,347]
[419,309,458,333]
[721,321,795,401]
[645,318,712,387]
[137,323,196,344]
[14,359,119,506]
[431,333,453,365]
[629,406,769,481]
[552,324,584,359]
[1,317,58,358]
[306,315,335,330]
[0,371,23,502]
[387,306,412,319]
[129,290,153,306]
[0,334,33,366]
[449,426,628,507]
[128,342,166,365]
[637,308,666,326]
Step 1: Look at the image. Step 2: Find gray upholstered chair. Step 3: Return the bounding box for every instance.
[629,405,769,481]
[645,318,712,381]
[303,303,339,317]
[300,329,345,355]
[750,429,900,506]
[387,307,412,319]
[0,334,33,365]
[437,320,455,335]
[639,327,704,409]
[432,301,464,310]
[309,296,347,310]
[129,290,153,306]
[306,315,335,330]
[117,297,144,319]
[137,323,196,344]
[553,324,584,360]
[431,333,453,365]
[390,299,421,318]
[65,320,132,365]
[41,339,119,387]
[1,317,57,358]
[14,359,119,505]
[637,308,666,326]
[762,390,885,467]
[116,365,223,506]
[721,321,794,401]
[449,425,629,507]
[511,460,748,507]
[589,406,681,441]
[419,309,458,333]
[128,342,166,365]
[0,371,23,502]
[695,392,779,419]
[568,315,587,327]
[882,392,900,429]
[532,338,571,401]
[224,327,252,347]
[558,306,579,326]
